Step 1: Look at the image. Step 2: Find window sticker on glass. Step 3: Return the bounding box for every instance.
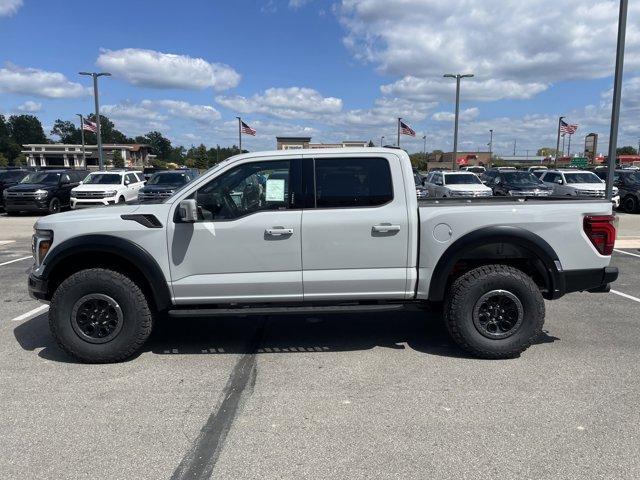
[265,179,285,202]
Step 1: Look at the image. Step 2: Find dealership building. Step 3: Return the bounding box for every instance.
[22,144,153,168]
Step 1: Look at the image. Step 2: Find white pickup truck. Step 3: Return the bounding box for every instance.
[28,148,618,363]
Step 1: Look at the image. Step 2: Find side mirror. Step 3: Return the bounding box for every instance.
[124,180,130,186]
[178,199,198,223]
[79,181,83,185]
[556,179,564,185]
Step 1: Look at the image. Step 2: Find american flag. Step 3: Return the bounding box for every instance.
[240,120,256,136]
[400,119,416,137]
[83,119,97,133]
[560,120,578,135]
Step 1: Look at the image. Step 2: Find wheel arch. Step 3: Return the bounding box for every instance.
[427,226,563,302]
[42,235,172,312]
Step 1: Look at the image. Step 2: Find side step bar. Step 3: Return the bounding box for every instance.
[168,303,406,318]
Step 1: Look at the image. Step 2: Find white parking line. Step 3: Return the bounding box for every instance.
[11,304,49,322]
[0,256,32,267]
[614,249,640,259]
[611,290,640,303]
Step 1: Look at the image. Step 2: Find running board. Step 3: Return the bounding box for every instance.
[168,303,405,318]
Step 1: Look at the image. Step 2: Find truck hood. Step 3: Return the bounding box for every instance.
[35,204,142,229]
[7,183,55,192]
[72,184,122,192]
[139,184,181,193]
[446,184,492,192]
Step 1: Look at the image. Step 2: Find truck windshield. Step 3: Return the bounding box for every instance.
[84,173,122,185]
[501,172,543,185]
[148,172,189,185]
[445,174,481,185]
[21,172,61,185]
[564,172,602,184]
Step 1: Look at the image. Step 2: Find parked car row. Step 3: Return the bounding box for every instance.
[1,167,200,215]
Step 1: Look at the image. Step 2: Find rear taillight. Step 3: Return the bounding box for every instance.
[583,215,617,256]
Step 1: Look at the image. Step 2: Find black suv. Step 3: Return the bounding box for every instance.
[0,169,31,210]
[4,169,86,215]
[595,169,640,213]
[137,170,197,202]
[484,170,553,197]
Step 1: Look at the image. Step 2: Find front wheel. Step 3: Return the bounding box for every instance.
[48,197,61,214]
[49,268,153,363]
[444,264,545,359]
[623,195,639,214]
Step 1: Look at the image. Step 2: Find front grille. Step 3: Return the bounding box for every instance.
[73,191,107,199]
[139,191,173,201]
[6,191,37,199]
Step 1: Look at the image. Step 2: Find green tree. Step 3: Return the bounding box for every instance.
[51,119,82,143]
[192,144,209,170]
[537,147,561,157]
[8,115,48,145]
[144,131,172,160]
[617,146,638,155]
[112,150,125,168]
[367,140,375,147]
[12,153,27,167]
[0,153,8,167]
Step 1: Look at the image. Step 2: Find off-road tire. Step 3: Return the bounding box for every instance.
[444,264,545,359]
[49,268,153,363]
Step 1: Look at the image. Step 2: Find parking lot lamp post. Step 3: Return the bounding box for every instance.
[423,135,427,164]
[79,72,111,170]
[76,114,86,166]
[488,129,493,162]
[381,136,385,147]
[444,74,474,170]
[606,0,628,199]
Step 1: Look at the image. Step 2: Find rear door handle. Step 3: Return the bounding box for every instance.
[372,224,401,233]
[265,227,294,236]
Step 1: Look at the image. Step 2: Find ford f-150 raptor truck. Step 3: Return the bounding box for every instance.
[28,148,619,363]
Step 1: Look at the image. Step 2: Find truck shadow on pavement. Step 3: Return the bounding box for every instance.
[13,309,559,363]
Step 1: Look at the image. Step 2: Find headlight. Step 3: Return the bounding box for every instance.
[103,190,118,197]
[613,187,619,195]
[34,189,48,199]
[70,191,77,198]
[32,229,53,267]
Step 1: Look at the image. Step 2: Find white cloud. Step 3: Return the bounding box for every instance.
[340,97,435,128]
[17,100,42,112]
[96,48,241,91]
[216,87,343,119]
[432,107,479,122]
[0,63,89,98]
[153,100,221,124]
[289,0,311,8]
[339,0,640,102]
[0,0,23,16]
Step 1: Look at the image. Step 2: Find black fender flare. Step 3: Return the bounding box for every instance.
[427,226,563,301]
[42,234,172,311]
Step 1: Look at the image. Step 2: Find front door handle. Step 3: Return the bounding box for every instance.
[265,227,294,236]
[372,224,401,233]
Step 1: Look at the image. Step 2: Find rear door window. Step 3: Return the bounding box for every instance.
[313,157,393,208]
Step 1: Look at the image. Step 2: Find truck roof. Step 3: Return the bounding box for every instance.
[232,147,405,158]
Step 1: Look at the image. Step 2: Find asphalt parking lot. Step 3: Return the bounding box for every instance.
[1,213,639,479]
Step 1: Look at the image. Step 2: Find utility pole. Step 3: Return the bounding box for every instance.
[381,136,385,147]
[76,113,86,167]
[444,73,474,170]
[513,139,517,156]
[606,0,628,198]
[79,72,111,170]
[554,116,565,168]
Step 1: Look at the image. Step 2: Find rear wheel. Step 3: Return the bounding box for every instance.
[623,195,639,214]
[444,264,545,359]
[49,268,153,363]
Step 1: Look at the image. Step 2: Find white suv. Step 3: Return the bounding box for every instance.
[540,169,620,207]
[71,171,145,209]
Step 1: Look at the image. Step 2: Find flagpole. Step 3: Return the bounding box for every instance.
[568,134,572,157]
[76,114,86,167]
[562,135,566,160]
[237,117,242,154]
[397,118,401,148]
[554,116,564,168]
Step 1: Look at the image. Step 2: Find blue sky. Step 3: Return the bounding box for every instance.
[2,0,640,155]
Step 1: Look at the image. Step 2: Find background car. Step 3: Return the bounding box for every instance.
[426,171,493,198]
[71,170,145,209]
[413,173,428,199]
[0,169,31,210]
[4,169,85,215]
[488,170,553,197]
[460,166,486,174]
[138,170,197,202]
[541,169,620,207]
[595,169,640,213]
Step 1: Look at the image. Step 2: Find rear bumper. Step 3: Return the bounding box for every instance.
[559,267,619,296]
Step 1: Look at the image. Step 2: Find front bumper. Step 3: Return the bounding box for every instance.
[71,197,117,209]
[559,267,619,296]
[5,199,49,212]
[28,270,48,301]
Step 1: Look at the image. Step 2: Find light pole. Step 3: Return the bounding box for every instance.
[488,129,493,164]
[444,73,474,170]
[422,135,427,164]
[75,114,86,167]
[79,72,111,170]
[381,136,385,147]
